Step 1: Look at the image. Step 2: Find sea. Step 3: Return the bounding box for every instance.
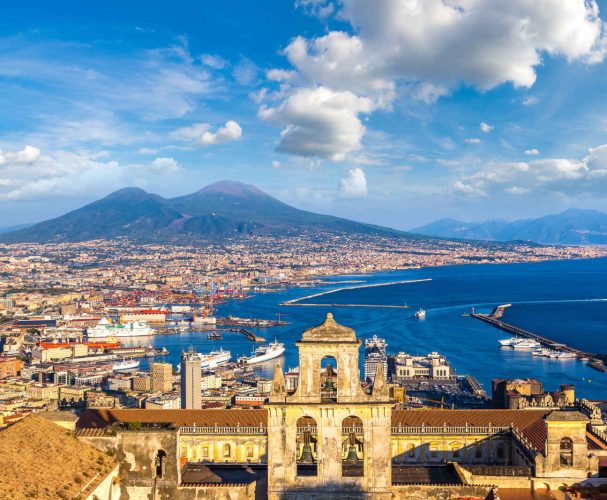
[126,257,607,400]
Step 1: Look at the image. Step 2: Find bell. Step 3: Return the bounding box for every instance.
[299,443,314,464]
[345,443,359,464]
[323,378,336,392]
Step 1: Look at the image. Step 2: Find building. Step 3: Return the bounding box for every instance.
[146,394,181,410]
[132,373,152,392]
[180,350,202,409]
[151,362,173,393]
[393,351,452,381]
[493,378,575,409]
[364,334,388,383]
[73,314,607,499]
[0,355,23,378]
[201,372,222,391]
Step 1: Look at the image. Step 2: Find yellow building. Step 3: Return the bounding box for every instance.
[151,362,173,392]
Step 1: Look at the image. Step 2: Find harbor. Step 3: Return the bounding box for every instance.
[470,305,607,373]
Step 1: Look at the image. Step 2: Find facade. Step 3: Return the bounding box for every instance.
[151,362,173,393]
[75,314,607,499]
[364,334,388,383]
[393,351,452,381]
[493,378,574,409]
[180,350,202,409]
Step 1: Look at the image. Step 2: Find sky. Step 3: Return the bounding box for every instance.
[2,0,607,230]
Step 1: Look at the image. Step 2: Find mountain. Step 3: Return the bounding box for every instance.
[0,181,406,243]
[411,209,607,245]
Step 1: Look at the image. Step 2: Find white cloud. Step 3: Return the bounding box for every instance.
[147,157,181,173]
[521,95,540,106]
[465,138,482,144]
[259,86,374,161]
[266,69,296,82]
[0,179,11,186]
[340,167,368,198]
[0,145,41,165]
[272,160,281,169]
[200,121,243,146]
[295,0,334,19]
[233,58,259,86]
[480,122,493,133]
[200,53,227,69]
[171,121,242,146]
[525,148,540,156]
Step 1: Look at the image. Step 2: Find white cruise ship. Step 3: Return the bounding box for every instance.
[511,339,541,349]
[113,358,140,371]
[86,317,155,339]
[238,341,285,365]
[200,348,231,369]
[498,337,520,347]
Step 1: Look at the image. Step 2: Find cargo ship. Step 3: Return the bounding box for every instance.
[237,341,285,365]
[86,317,155,339]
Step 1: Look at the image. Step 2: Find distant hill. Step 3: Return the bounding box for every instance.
[411,209,607,244]
[0,180,408,243]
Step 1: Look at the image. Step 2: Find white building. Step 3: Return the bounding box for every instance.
[393,351,452,381]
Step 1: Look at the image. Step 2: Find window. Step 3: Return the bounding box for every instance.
[342,416,364,477]
[475,446,483,459]
[223,444,231,458]
[246,446,254,459]
[296,416,318,476]
[560,438,573,466]
[202,447,208,459]
[429,443,438,459]
[155,450,166,478]
[496,444,505,460]
[408,444,415,458]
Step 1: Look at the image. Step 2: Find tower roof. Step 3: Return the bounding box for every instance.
[300,312,357,342]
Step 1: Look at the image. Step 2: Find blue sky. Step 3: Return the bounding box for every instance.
[1,0,607,229]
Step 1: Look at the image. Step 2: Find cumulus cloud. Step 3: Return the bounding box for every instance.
[340,167,368,198]
[266,69,297,82]
[480,122,493,133]
[147,157,181,173]
[525,148,540,155]
[452,143,607,198]
[0,145,41,165]
[259,87,374,161]
[171,121,242,146]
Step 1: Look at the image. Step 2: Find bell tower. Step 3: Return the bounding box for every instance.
[267,313,392,499]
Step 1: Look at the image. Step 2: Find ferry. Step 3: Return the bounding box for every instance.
[238,341,285,365]
[415,309,426,319]
[511,339,541,349]
[86,317,155,339]
[112,358,140,371]
[200,348,231,369]
[498,337,520,347]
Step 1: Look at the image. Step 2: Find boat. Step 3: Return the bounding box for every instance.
[86,317,155,339]
[511,339,541,349]
[112,358,140,371]
[415,309,426,319]
[238,341,285,365]
[556,351,577,359]
[200,348,231,369]
[207,332,223,340]
[498,337,520,347]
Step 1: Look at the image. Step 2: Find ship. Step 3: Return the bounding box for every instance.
[86,317,155,339]
[415,309,426,319]
[498,337,520,347]
[112,358,140,371]
[511,339,541,349]
[200,348,231,369]
[237,341,285,365]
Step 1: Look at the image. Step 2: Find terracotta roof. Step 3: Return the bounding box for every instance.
[392,409,551,451]
[77,408,268,429]
[0,413,117,499]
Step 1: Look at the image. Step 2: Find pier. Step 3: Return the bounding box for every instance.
[280,278,431,309]
[470,305,607,372]
[217,328,265,343]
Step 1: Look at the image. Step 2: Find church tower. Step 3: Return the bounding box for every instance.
[267,313,392,499]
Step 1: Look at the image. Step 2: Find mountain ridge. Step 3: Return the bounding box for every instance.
[0,181,407,243]
[411,208,607,245]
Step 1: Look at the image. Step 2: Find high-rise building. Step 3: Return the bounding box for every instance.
[364,335,387,383]
[180,350,201,409]
[150,362,173,393]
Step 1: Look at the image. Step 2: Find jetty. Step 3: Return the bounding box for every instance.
[217,327,265,343]
[470,305,607,373]
[280,278,432,309]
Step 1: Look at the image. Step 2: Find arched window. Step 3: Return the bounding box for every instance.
[296,416,318,476]
[560,437,573,466]
[496,443,505,461]
[450,442,462,459]
[342,416,364,477]
[155,450,166,478]
[223,443,231,459]
[408,444,416,458]
[320,356,337,401]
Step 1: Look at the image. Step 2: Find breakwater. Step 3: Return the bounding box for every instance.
[280,278,432,309]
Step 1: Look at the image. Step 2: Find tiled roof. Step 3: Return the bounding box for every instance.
[391,409,551,451]
[0,414,117,500]
[77,408,268,429]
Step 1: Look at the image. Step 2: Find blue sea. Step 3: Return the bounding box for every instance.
[128,258,607,400]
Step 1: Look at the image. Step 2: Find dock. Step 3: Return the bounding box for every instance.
[217,328,265,343]
[470,305,607,372]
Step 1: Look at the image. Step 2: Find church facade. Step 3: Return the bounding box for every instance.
[76,313,607,499]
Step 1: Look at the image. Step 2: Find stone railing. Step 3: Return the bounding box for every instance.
[391,425,510,435]
[180,425,266,435]
[510,427,538,464]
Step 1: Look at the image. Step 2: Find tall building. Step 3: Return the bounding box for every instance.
[364,334,387,383]
[181,350,201,409]
[150,362,173,393]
